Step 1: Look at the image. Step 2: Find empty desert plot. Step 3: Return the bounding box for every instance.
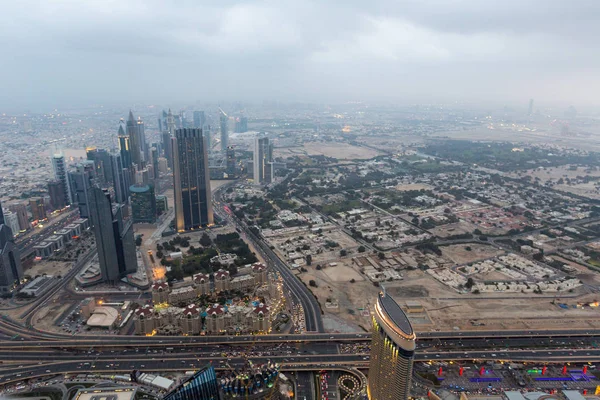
[303,142,382,160]
[395,183,434,192]
[509,165,600,183]
[321,264,364,282]
[441,244,505,264]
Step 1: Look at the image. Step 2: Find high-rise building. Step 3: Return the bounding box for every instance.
[253,135,273,185]
[234,115,248,133]
[162,109,176,169]
[69,169,93,219]
[226,146,236,178]
[193,111,205,128]
[109,152,128,204]
[48,180,66,210]
[88,187,137,284]
[51,153,72,205]
[368,290,416,400]
[130,184,156,223]
[126,110,144,168]
[158,157,168,175]
[0,224,22,293]
[3,211,20,237]
[219,109,229,152]
[163,365,219,400]
[0,202,4,225]
[8,202,29,231]
[87,147,113,185]
[29,198,46,221]
[528,99,534,116]
[172,128,213,232]
[151,147,159,180]
[118,124,132,170]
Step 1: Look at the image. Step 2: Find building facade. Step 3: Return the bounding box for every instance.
[253,135,273,185]
[48,180,66,210]
[88,187,137,284]
[171,128,213,231]
[0,225,22,292]
[29,197,46,221]
[226,146,236,178]
[163,365,219,400]
[368,290,416,400]
[130,184,156,223]
[51,153,72,205]
[220,110,228,152]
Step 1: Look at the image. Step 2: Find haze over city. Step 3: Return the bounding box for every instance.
[3,0,600,110]
[5,2,600,400]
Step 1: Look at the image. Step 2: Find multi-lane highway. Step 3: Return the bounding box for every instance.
[3,344,600,387]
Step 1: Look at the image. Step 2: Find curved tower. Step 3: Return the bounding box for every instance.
[368,290,416,400]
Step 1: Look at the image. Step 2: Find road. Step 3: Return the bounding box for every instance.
[213,183,325,332]
[3,346,600,387]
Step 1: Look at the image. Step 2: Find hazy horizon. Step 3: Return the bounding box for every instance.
[2,0,600,112]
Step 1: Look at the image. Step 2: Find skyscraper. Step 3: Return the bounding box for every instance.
[51,153,72,205]
[193,111,205,128]
[172,128,213,232]
[126,110,143,168]
[368,290,416,400]
[162,109,176,169]
[163,365,219,400]
[0,202,4,226]
[219,109,228,152]
[0,224,22,293]
[69,169,93,219]
[130,184,156,223]
[226,146,236,178]
[151,147,159,180]
[118,124,132,170]
[87,147,113,186]
[110,152,129,204]
[253,135,273,184]
[48,180,66,210]
[88,187,136,284]
[528,98,534,116]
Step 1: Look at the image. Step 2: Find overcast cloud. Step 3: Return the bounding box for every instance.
[1,0,600,111]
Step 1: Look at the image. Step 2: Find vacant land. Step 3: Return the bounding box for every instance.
[303,142,382,160]
[441,244,505,265]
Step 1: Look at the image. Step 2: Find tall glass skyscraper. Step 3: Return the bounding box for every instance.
[368,290,416,400]
[172,128,213,232]
[163,365,219,400]
[88,187,136,284]
[118,124,132,170]
[219,110,228,153]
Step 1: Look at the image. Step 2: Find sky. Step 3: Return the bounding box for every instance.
[1,0,600,111]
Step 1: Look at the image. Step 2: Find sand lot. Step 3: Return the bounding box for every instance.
[441,243,505,265]
[395,183,433,192]
[303,142,382,160]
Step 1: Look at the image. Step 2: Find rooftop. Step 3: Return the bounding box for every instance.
[378,290,414,337]
[74,387,137,400]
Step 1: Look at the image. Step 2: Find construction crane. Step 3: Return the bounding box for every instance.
[219,107,228,118]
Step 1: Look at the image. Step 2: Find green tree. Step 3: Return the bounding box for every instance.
[200,233,212,247]
[358,246,366,253]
